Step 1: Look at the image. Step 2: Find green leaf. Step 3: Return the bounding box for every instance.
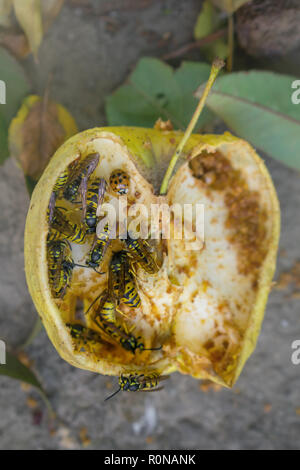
[0,351,42,389]
[106,58,213,131]
[0,47,31,125]
[205,71,300,170]
[194,0,219,40]
[173,61,215,129]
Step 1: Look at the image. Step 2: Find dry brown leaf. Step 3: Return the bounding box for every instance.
[21,97,65,179]
[9,94,78,180]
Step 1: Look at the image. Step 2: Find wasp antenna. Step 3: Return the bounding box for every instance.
[104,387,121,401]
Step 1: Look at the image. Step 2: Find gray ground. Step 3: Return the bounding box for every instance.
[0,0,300,450]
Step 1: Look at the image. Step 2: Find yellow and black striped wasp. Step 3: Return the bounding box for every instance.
[47,240,74,298]
[105,372,169,400]
[66,323,104,347]
[63,153,100,216]
[85,222,111,272]
[108,251,128,301]
[123,234,159,275]
[85,293,160,355]
[47,207,87,244]
[98,320,160,355]
[122,272,141,308]
[108,250,141,308]
[47,238,101,298]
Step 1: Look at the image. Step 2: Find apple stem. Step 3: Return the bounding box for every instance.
[159,58,225,195]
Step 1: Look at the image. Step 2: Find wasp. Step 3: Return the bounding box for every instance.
[105,373,169,400]
[47,240,74,298]
[98,320,161,355]
[107,251,141,307]
[122,273,141,308]
[109,169,130,195]
[63,153,100,217]
[86,291,159,354]
[107,251,128,301]
[48,169,69,223]
[84,178,107,233]
[123,235,159,274]
[85,223,111,271]
[47,207,86,244]
[94,294,117,325]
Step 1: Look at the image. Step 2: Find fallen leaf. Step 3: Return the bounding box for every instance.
[203,71,300,170]
[0,0,13,27]
[9,94,78,181]
[13,0,43,59]
[210,0,249,13]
